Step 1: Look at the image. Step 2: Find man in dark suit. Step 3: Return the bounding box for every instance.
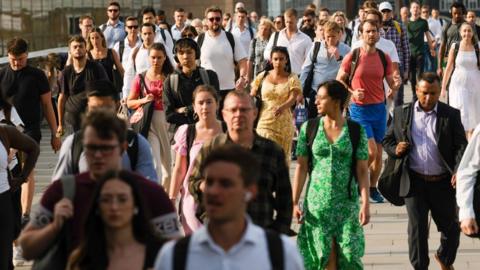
[383,72,467,270]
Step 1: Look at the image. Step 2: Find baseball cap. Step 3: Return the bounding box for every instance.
[379,2,393,11]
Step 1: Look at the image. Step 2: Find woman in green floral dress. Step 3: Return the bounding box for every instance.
[292,80,371,269]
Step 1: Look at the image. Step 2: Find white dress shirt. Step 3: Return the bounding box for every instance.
[263,29,313,75]
[154,218,304,270]
[171,24,186,41]
[231,25,256,54]
[456,124,480,221]
[112,37,142,63]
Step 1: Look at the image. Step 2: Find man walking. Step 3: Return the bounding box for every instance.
[189,91,293,235]
[337,19,400,203]
[171,8,187,41]
[383,72,467,270]
[100,1,126,48]
[155,144,304,270]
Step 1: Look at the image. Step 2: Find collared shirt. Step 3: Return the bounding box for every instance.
[189,133,293,234]
[456,124,480,221]
[231,25,256,54]
[112,36,142,63]
[154,218,304,270]
[300,41,351,95]
[171,24,186,41]
[409,101,446,175]
[103,20,126,49]
[263,28,313,75]
[382,20,411,72]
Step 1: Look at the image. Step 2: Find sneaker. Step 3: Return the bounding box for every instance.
[369,189,385,203]
[13,246,25,267]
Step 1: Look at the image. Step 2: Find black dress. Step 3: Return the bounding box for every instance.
[88,49,115,82]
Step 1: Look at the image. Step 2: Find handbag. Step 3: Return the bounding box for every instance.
[378,105,412,206]
[129,72,155,138]
[117,102,129,121]
[32,175,75,270]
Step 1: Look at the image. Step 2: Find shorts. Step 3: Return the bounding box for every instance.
[349,103,386,143]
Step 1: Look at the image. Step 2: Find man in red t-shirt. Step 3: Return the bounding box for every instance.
[19,109,180,261]
[337,19,400,203]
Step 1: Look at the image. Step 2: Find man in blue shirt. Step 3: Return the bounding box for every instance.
[100,1,126,48]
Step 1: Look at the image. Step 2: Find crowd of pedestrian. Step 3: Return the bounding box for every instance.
[1,0,480,269]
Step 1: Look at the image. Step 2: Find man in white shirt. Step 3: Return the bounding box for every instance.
[142,7,175,54]
[198,6,248,107]
[100,1,125,49]
[230,7,255,54]
[456,125,480,237]
[154,144,304,270]
[112,16,142,65]
[264,8,312,75]
[421,5,442,72]
[171,8,187,41]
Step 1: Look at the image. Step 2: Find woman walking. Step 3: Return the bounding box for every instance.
[293,80,370,269]
[441,22,480,140]
[247,18,275,81]
[250,46,301,164]
[127,43,174,190]
[87,28,124,83]
[169,85,223,234]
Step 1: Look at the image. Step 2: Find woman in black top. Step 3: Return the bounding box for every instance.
[67,170,164,270]
[87,28,124,82]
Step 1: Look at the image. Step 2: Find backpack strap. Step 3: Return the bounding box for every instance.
[170,73,180,96]
[138,71,149,98]
[273,32,280,47]
[99,23,107,32]
[126,130,138,170]
[198,68,210,85]
[61,175,76,200]
[393,20,402,35]
[248,27,254,40]
[346,119,361,200]
[306,117,321,175]
[160,28,167,44]
[348,48,361,86]
[376,48,388,79]
[225,31,236,64]
[265,230,284,270]
[71,131,83,175]
[131,46,140,72]
[197,33,205,49]
[119,39,125,63]
[185,124,196,169]
[172,235,192,270]
[303,41,322,99]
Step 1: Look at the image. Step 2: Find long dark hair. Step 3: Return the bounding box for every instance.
[264,46,292,74]
[149,42,175,75]
[69,170,156,270]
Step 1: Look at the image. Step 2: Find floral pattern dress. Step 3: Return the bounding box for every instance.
[251,71,301,163]
[296,118,369,269]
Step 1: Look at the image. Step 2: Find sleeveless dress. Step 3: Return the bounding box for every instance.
[449,48,480,131]
[251,72,301,164]
[88,49,115,82]
[296,118,369,269]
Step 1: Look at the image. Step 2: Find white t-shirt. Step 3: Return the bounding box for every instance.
[231,26,256,54]
[112,37,142,64]
[263,29,313,75]
[427,17,443,44]
[199,31,248,90]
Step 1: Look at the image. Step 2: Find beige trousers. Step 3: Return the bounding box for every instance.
[148,110,172,190]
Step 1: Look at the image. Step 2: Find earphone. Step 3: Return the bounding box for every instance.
[244,191,253,202]
[173,38,201,63]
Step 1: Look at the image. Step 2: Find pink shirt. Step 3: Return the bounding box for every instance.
[132,74,164,110]
[341,48,393,105]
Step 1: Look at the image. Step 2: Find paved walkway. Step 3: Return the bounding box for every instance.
[17,85,480,269]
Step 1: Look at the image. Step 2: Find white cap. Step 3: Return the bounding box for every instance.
[379,1,393,11]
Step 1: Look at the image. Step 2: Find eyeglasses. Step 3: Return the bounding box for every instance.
[108,9,119,13]
[126,25,139,29]
[208,17,221,22]
[223,107,253,114]
[84,144,119,155]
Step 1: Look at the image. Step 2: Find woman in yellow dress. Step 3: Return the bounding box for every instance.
[250,46,301,164]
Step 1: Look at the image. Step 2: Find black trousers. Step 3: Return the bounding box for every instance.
[405,172,460,270]
[409,54,425,101]
[0,190,14,270]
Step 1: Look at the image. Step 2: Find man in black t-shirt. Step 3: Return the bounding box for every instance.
[57,35,108,134]
[0,38,61,231]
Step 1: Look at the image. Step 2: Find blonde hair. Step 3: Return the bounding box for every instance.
[331,11,349,27]
[256,18,275,38]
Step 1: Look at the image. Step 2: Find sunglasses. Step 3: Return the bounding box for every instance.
[108,9,119,13]
[126,25,139,29]
[208,17,221,22]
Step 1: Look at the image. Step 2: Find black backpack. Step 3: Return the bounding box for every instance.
[305,117,361,200]
[172,230,284,270]
[303,41,322,119]
[71,129,138,174]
